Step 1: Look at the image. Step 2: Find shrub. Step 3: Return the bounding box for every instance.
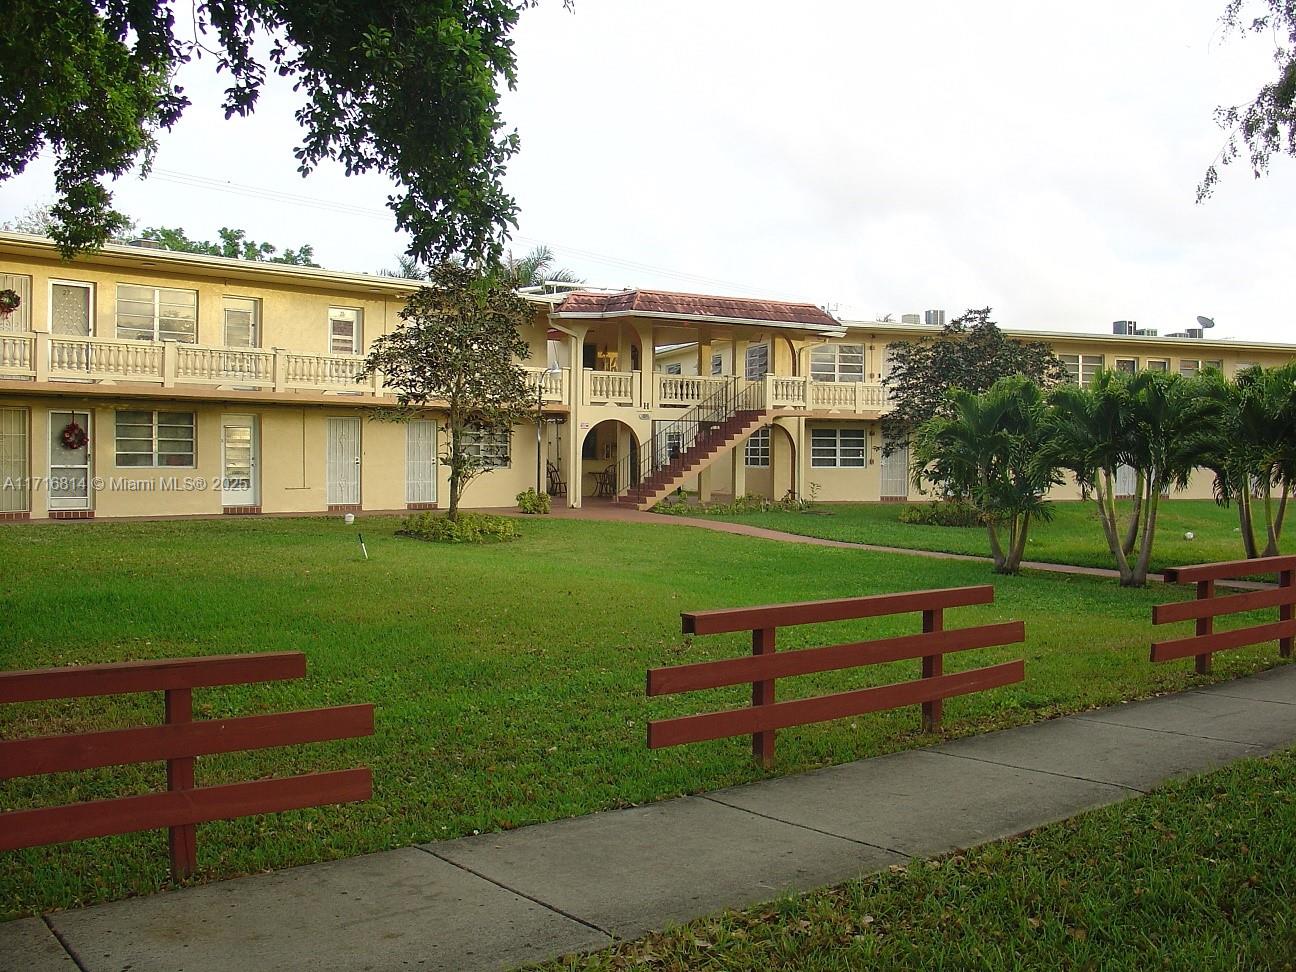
[515,488,551,515]
[397,510,519,544]
[897,500,985,528]
[655,492,820,516]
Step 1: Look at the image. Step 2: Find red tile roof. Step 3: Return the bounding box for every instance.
[554,289,839,329]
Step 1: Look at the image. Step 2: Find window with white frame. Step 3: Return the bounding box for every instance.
[1235,361,1259,375]
[223,296,260,347]
[1145,358,1168,372]
[745,426,770,467]
[1204,359,1223,373]
[0,273,32,331]
[329,307,362,353]
[811,427,866,467]
[711,353,723,376]
[116,285,197,342]
[1115,357,1137,374]
[115,410,196,467]
[810,343,865,383]
[744,344,769,379]
[1058,354,1105,386]
[462,426,510,469]
[1179,359,1200,377]
[664,362,682,375]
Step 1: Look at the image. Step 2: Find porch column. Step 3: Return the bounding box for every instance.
[631,320,656,409]
[567,329,585,508]
[696,325,713,376]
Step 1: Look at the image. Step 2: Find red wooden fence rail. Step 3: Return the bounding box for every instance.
[647,586,1026,768]
[0,652,373,881]
[1152,555,1296,674]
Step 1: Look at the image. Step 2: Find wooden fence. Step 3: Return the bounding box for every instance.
[0,652,373,880]
[1152,555,1296,673]
[647,586,1025,767]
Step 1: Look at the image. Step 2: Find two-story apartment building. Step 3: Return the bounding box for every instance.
[2,231,1293,520]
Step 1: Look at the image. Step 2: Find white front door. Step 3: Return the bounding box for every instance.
[50,281,93,336]
[221,414,258,507]
[0,407,29,513]
[406,419,437,504]
[881,442,909,499]
[1116,464,1138,499]
[326,416,361,505]
[49,410,92,510]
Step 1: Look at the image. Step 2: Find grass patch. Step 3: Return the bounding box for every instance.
[533,748,1296,971]
[0,514,1289,918]
[684,498,1278,573]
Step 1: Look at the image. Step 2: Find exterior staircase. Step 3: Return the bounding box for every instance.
[614,379,769,511]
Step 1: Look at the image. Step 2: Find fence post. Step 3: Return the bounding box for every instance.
[921,608,943,732]
[1195,579,1214,674]
[1281,569,1293,659]
[752,627,776,768]
[165,687,198,880]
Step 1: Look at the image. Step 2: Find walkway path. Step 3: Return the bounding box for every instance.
[497,502,1272,589]
[9,666,1296,972]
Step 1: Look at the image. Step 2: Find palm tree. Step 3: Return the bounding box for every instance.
[503,245,582,289]
[1047,369,1220,586]
[1200,363,1296,558]
[912,376,1061,574]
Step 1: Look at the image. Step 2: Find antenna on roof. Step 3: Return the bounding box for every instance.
[1196,316,1216,329]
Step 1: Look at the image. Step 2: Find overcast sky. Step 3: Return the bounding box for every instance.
[2,1,1294,340]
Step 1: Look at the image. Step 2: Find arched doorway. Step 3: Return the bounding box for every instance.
[742,423,797,500]
[579,419,643,501]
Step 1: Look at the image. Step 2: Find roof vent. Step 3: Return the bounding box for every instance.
[127,239,166,250]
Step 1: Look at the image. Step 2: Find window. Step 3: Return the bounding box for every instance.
[462,426,510,469]
[115,410,196,467]
[224,297,260,348]
[1115,358,1137,374]
[1235,361,1259,375]
[810,343,865,383]
[664,362,682,375]
[116,285,197,342]
[0,273,32,331]
[811,427,866,467]
[1204,359,1223,373]
[50,280,93,337]
[711,353,723,376]
[329,307,362,353]
[1058,354,1105,386]
[744,344,769,380]
[745,426,770,467]
[1179,359,1200,377]
[1145,358,1168,372]
[0,407,28,512]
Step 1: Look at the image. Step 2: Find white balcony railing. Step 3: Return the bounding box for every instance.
[769,376,889,412]
[525,366,569,403]
[583,369,636,405]
[656,374,732,406]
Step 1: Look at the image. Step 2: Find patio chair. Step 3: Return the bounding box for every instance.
[546,461,567,496]
[594,464,617,497]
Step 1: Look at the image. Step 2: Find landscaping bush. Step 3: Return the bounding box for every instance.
[897,500,985,528]
[656,492,818,517]
[397,510,519,543]
[515,488,551,515]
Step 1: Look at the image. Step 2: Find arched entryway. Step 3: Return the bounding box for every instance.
[742,423,797,500]
[579,419,643,501]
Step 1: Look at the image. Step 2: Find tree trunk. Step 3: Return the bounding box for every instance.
[1129,478,1162,587]
[1122,471,1145,557]
[1239,486,1259,559]
[1262,476,1285,558]
[1003,512,1031,573]
[1099,470,1135,584]
[448,421,462,521]
[987,520,1008,573]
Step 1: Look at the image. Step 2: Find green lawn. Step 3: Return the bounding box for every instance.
[534,748,1296,972]
[0,515,1289,919]
[675,498,1278,574]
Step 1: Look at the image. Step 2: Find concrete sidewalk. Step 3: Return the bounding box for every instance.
[8,665,1296,972]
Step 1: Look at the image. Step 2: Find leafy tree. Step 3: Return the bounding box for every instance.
[358,262,533,519]
[140,226,317,265]
[0,0,569,262]
[2,203,136,241]
[1199,1,1296,199]
[880,308,1069,456]
[1200,363,1296,557]
[1047,370,1220,587]
[911,376,1061,575]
